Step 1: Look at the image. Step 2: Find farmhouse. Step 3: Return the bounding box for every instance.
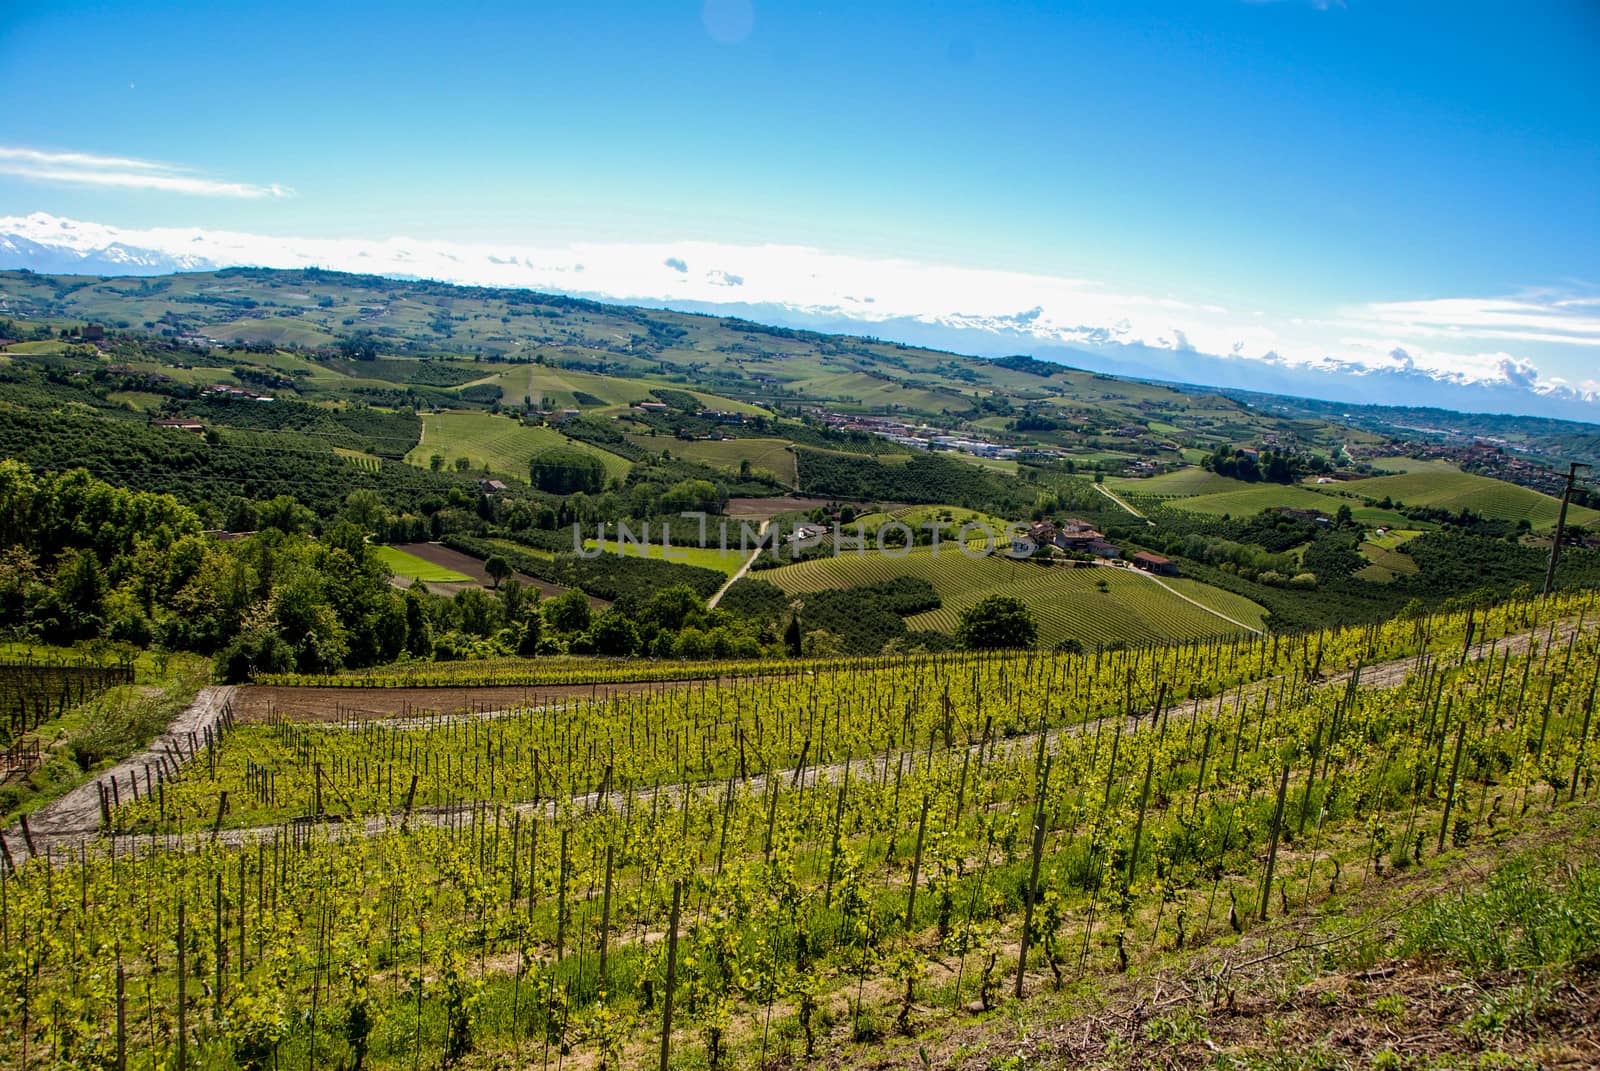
[1131,551,1178,576]
[1053,519,1106,551]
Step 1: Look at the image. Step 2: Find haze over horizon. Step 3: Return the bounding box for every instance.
[2,1,1596,418]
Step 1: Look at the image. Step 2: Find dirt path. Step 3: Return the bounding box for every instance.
[4,686,235,860]
[1092,482,1151,523]
[706,520,770,609]
[13,614,1586,862]
[1127,565,1264,635]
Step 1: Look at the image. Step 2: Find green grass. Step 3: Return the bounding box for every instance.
[404,410,633,482]
[105,389,167,411]
[764,550,1265,647]
[1350,506,1419,528]
[0,649,210,825]
[1,340,70,354]
[1340,470,1600,530]
[1367,455,1463,474]
[372,545,472,582]
[1400,854,1600,975]
[1353,528,1423,583]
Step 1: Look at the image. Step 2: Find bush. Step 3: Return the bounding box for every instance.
[955,595,1037,650]
[216,629,296,683]
[529,448,606,494]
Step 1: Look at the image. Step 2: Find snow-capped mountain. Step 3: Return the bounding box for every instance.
[2,211,1595,421]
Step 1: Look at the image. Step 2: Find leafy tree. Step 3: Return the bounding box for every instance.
[342,489,387,534]
[258,495,315,535]
[589,610,639,656]
[484,555,512,589]
[530,448,606,495]
[516,604,543,655]
[338,331,380,361]
[955,594,1037,650]
[784,613,803,656]
[544,588,591,633]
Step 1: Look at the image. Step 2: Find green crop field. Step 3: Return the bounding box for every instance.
[764,550,1265,647]
[106,389,166,411]
[1352,528,1423,583]
[1163,576,1272,630]
[211,316,336,349]
[852,504,1018,535]
[1160,482,1352,518]
[1339,470,1600,529]
[583,538,749,577]
[1107,468,1244,497]
[1367,456,1462,474]
[466,365,646,410]
[404,410,633,482]
[334,447,381,472]
[630,435,799,485]
[371,545,472,582]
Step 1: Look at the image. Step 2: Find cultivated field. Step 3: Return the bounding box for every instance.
[372,544,472,583]
[763,549,1267,646]
[403,410,634,482]
[629,435,800,485]
[5,596,1594,1070]
[1341,469,1600,529]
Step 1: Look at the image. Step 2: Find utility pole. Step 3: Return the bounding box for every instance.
[1542,462,1590,596]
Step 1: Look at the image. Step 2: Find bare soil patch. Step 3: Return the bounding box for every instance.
[236,678,718,722]
[726,496,835,519]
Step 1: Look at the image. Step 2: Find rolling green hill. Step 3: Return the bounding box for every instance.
[763,549,1266,647]
[1338,469,1599,529]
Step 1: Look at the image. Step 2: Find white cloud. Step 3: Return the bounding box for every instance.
[1341,295,1600,348]
[0,211,1591,401]
[0,147,290,199]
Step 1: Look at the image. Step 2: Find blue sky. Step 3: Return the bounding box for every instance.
[2,1,1598,407]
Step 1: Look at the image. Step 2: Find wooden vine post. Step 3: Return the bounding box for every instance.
[1259,763,1292,922]
[1015,755,1052,999]
[659,879,682,1071]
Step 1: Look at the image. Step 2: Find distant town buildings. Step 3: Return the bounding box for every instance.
[201,384,275,402]
[810,411,1058,461]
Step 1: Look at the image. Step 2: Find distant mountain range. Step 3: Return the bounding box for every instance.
[2,211,1596,423]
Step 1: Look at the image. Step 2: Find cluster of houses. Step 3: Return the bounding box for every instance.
[632,400,748,425]
[1008,519,1179,575]
[201,383,275,403]
[809,410,1064,461]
